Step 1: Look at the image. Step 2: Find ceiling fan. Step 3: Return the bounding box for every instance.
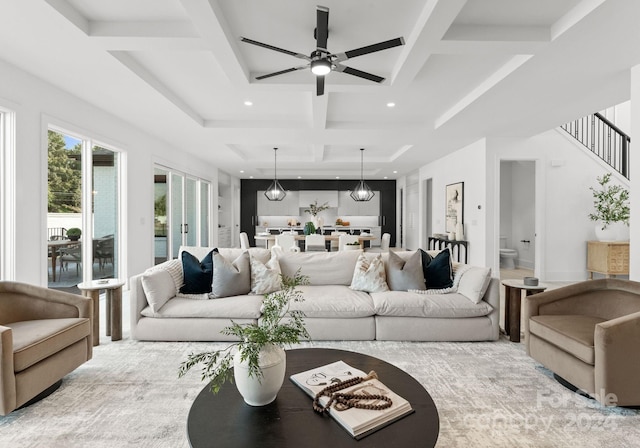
[240,5,405,96]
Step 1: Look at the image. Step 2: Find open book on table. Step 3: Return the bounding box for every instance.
[290,360,414,439]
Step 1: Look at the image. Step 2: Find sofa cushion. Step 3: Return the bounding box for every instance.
[141,295,264,319]
[278,251,361,286]
[180,249,214,294]
[211,250,251,298]
[250,252,281,295]
[287,285,375,318]
[350,253,389,293]
[420,249,453,289]
[529,315,605,365]
[141,268,176,312]
[370,291,493,318]
[148,259,183,294]
[457,266,492,304]
[386,250,425,291]
[9,318,90,372]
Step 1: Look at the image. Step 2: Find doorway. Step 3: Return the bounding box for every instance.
[499,160,536,280]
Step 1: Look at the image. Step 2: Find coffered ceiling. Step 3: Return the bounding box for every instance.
[1,0,640,179]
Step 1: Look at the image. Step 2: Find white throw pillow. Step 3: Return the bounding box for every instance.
[350,253,389,293]
[250,253,282,295]
[457,266,492,303]
[148,258,183,294]
[141,268,176,312]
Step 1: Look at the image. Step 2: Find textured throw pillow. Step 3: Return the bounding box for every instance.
[386,250,426,291]
[420,249,453,289]
[457,266,492,303]
[141,269,176,312]
[250,253,282,295]
[211,250,251,298]
[350,253,389,293]
[180,250,214,294]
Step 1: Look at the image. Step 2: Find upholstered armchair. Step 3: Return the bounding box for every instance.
[523,279,640,406]
[0,281,93,415]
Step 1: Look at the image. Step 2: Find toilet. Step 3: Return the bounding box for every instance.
[499,236,518,269]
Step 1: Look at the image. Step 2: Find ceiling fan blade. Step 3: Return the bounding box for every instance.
[334,64,385,83]
[240,37,310,61]
[316,6,329,51]
[316,75,325,96]
[333,37,405,62]
[255,65,308,80]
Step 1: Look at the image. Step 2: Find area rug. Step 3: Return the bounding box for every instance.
[1,337,638,447]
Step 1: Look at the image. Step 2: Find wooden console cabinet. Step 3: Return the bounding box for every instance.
[587,241,629,279]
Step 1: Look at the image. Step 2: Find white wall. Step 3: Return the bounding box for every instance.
[0,58,228,285]
[418,139,488,266]
[487,130,630,281]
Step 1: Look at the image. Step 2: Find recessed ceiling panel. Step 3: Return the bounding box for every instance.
[67,0,188,22]
[129,51,310,120]
[454,0,583,27]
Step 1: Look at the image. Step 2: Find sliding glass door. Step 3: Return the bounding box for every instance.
[154,165,210,265]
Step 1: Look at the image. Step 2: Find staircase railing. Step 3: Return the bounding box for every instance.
[561,112,630,179]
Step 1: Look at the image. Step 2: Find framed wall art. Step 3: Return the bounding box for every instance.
[445,182,464,233]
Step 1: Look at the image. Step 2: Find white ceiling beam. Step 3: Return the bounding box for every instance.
[179,0,249,85]
[434,54,532,129]
[89,21,199,38]
[224,144,248,161]
[433,40,546,55]
[551,0,606,41]
[391,0,467,87]
[109,51,204,126]
[44,0,89,34]
[311,94,328,130]
[312,144,326,162]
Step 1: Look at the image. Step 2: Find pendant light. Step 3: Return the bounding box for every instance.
[265,147,286,201]
[350,148,375,201]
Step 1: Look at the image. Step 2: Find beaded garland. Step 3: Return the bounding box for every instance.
[312,370,393,413]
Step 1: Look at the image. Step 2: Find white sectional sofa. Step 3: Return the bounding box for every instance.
[130,246,500,342]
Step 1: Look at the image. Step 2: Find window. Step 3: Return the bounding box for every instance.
[47,126,124,288]
[0,107,15,280]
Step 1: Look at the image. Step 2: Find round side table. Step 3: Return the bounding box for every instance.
[78,279,125,346]
[501,279,547,342]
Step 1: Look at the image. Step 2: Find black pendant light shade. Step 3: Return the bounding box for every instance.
[350,148,375,201]
[265,148,286,201]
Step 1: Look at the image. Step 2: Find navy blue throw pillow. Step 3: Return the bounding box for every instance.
[420,249,453,289]
[179,250,214,294]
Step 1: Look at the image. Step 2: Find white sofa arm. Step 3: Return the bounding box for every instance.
[129,273,149,340]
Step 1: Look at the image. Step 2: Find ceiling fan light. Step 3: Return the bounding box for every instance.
[311,59,331,76]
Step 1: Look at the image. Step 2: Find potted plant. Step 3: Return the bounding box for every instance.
[66,227,82,241]
[178,271,309,406]
[303,221,316,235]
[304,200,329,227]
[589,173,630,241]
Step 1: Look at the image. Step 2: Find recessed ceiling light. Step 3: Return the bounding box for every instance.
[384,176,388,179]
[297,176,302,179]
[393,170,398,174]
[240,170,244,173]
[244,100,253,106]
[249,175,254,179]
[336,176,340,179]
[387,102,396,108]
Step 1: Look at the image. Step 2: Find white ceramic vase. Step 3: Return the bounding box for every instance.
[455,222,465,241]
[233,344,286,406]
[595,222,629,241]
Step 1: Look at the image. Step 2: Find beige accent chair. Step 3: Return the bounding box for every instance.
[523,279,640,406]
[0,281,93,415]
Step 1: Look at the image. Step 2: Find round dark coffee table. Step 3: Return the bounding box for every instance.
[187,348,439,447]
